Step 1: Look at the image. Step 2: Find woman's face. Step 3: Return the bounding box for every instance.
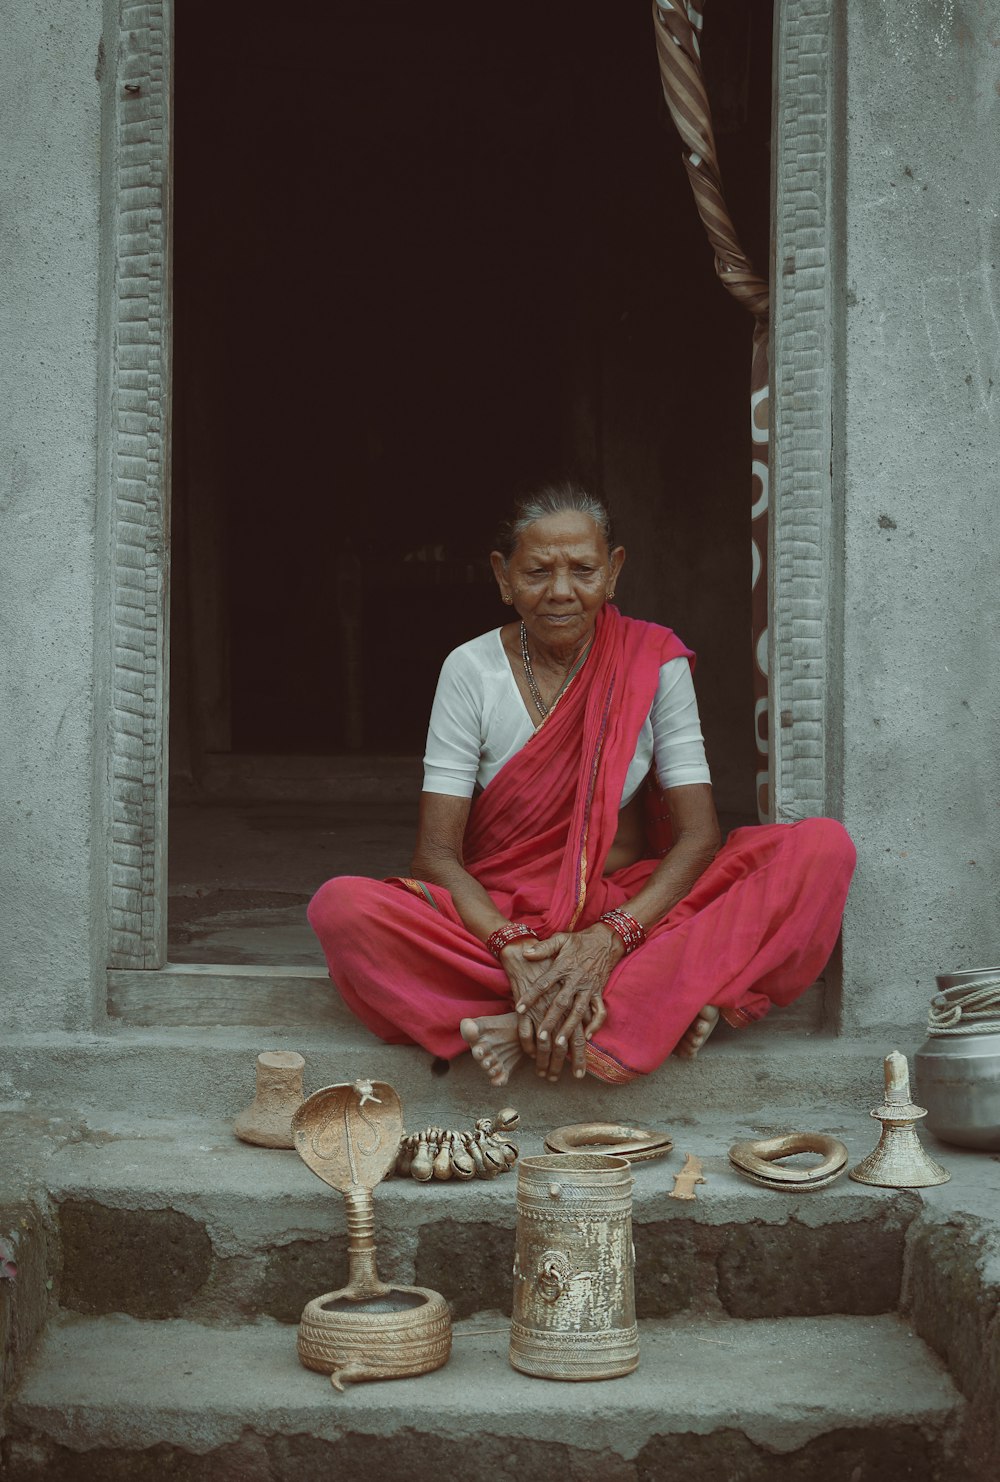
[491,511,626,652]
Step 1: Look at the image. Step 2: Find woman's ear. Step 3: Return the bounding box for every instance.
[607,545,626,596]
[490,551,512,604]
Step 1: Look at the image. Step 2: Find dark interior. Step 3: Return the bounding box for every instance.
[170,0,772,814]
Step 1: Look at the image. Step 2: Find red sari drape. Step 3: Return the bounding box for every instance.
[458,604,693,934]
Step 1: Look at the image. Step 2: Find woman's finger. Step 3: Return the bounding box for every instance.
[536,985,578,1042]
[514,972,563,1013]
[517,1007,536,1053]
[520,933,568,960]
[584,994,608,1040]
[534,1027,553,1077]
[570,1025,588,1079]
[545,1029,569,1082]
[553,990,593,1049]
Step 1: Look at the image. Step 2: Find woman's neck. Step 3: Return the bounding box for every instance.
[522,627,593,675]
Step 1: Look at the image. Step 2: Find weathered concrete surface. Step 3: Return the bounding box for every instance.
[0,1206,50,1430]
[0,0,109,1034]
[4,1101,1000,1477]
[905,1212,1000,1478]
[0,1024,915,1127]
[838,3,1000,1028]
[59,1202,213,1321]
[5,1109,923,1326]
[5,1312,959,1474]
[0,1425,959,1482]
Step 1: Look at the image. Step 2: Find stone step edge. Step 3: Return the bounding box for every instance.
[107,962,825,1030]
[8,1311,959,1462]
[0,1024,923,1127]
[1,1025,902,1125]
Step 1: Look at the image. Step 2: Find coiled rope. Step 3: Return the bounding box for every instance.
[927,977,1000,1036]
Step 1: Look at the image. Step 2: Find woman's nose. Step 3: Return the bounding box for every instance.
[549,568,573,598]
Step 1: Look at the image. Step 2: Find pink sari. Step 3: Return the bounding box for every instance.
[308,606,856,1081]
[459,604,693,933]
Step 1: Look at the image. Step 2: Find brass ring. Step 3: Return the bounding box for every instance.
[728,1132,849,1189]
[544,1122,673,1163]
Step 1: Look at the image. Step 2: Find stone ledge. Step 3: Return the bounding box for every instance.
[0,1027,909,1124]
[5,1312,959,1475]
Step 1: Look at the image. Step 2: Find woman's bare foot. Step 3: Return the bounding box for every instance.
[460,1013,525,1087]
[674,1005,720,1060]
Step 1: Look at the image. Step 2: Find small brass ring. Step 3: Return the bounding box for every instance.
[544,1122,673,1163]
[728,1132,849,1188]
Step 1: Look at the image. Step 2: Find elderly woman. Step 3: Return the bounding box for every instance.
[308,486,855,1087]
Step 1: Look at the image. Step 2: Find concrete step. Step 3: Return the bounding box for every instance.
[107,962,826,1031]
[5,1310,961,1480]
[0,1021,901,1126]
[12,1110,932,1328]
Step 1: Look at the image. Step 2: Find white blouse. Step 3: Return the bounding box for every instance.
[422,628,711,807]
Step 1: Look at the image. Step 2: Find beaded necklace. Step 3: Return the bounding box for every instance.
[519,621,592,719]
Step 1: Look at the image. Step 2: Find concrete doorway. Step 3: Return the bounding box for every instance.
[166,0,772,967]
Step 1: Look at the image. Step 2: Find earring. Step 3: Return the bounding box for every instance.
[503,594,513,605]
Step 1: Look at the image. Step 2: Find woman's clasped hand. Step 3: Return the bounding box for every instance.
[500,927,620,1081]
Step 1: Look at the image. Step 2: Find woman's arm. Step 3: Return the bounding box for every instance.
[517,782,721,1077]
[411,791,558,1015]
[410,792,507,942]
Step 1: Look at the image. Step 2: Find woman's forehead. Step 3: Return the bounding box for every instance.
[514,512,606,556]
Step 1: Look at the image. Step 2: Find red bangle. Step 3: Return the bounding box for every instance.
[486,922,538,960]
[598,908,646,955]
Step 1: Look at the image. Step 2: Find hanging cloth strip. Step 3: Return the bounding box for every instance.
[651,1,771,818]
[926,978,1000,1037]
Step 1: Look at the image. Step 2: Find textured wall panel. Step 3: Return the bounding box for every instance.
[108,1,171,967]
[770,0,835,821]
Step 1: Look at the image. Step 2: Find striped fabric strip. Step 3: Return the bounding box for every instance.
[653,0,771,818]
[394,877,442,912]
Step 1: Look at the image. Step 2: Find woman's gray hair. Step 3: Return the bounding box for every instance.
[494,482,615,562]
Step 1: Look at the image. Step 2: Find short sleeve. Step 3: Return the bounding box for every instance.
[651,658,712,789]
[422,648,484,798]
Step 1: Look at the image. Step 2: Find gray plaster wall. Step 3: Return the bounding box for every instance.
[0,0,109,1032]
[838,1,1000,1028]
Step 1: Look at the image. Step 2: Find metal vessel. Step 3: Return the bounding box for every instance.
[510,1152,638,1382]
[915,967,1000,1151]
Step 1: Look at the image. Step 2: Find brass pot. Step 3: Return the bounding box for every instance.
[510,1153,638,1381]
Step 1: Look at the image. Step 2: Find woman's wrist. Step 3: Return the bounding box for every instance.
[485,921,538,960]
[597,907,647,956]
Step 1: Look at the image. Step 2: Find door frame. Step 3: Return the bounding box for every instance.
[103,0,842,970]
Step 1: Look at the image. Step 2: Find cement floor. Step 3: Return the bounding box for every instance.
[167,799,420,965]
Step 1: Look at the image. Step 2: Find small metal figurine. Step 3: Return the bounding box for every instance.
[669,1153,706,1200]
[395,1107,520,1182]
[292,1078,452,1390]
[233,1050,306,1149]
[849,1050,950,1188]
